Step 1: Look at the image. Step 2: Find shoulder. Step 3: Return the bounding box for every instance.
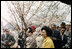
[36,36,42,40]
[44,38,54,46]
[64,34,67,37]
[1,33,5,36]
[45,38,53,43]
[54,30,60,34]
[48,39,53,42]
[9,34,14,38]
[55,30,60,33]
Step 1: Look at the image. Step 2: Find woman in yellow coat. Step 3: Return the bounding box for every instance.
[41,26,55,48]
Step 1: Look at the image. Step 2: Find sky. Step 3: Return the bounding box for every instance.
[1,1,10,26]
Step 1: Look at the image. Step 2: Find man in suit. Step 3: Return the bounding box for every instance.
[64,23,71,48]
[50,24,61,48]
[60,27,67,48]
[18,28,25,48]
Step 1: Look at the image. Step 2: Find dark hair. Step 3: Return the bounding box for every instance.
[62,27,66,30]
[28,27,33,33]
[5,29,9,32]
[57,26,59,29]
[41,26,52,36]
[61,22,66,28]
[52,24,56,28]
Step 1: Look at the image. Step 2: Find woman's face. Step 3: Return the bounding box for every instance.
[26,29,32,36]
[42,30,47,38]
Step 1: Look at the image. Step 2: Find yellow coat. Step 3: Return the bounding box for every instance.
[42,37,55,48]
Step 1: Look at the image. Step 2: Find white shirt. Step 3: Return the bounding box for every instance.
[26,37,33,48]
[36,35,44,48]
[60,33,64,40]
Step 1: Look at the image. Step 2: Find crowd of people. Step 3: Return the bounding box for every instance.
[1,22,71,48]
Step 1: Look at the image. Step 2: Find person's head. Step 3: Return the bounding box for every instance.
[61,27,66,35]
[5,29,9,34]
[3,29,5,32]
[57,25,62,31]
[51,24,56,30]
[61,22,66,28]
[26,27,33,36]
[41,26,52,38]
[28,27,33,33]
[66,24,70,31]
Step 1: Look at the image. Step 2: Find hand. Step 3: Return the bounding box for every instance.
[8,42,11,45]
[52,37,57,40]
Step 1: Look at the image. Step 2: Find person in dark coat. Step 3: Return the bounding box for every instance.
[4,29,16,48]
[18,28,25,48]
[1,29,6,48]
[60,27,67,48]
[64,24,71,48]
[50,24,61,48]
